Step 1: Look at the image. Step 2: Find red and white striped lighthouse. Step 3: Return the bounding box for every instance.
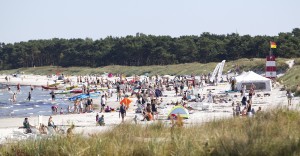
[266,55,276,78]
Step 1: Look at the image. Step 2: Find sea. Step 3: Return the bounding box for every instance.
[0,85,73,118]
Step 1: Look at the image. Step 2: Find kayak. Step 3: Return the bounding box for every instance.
[42,85,58,90]
[66,86,77,90]
[70,89,95,94]
[68,92,101,101]
[48,83,60,87]
[70,89,83,93]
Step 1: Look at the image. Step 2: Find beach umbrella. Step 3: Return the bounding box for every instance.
[120,98,132,108]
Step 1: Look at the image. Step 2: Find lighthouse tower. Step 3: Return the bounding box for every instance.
[266,55,276,78]
[266,41,277,79]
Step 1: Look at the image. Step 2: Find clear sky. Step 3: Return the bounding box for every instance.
[0,0,299,43]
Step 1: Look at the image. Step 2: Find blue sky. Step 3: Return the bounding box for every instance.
[0,0,299,43]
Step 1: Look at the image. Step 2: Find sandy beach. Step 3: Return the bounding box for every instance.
[0,74,299,144]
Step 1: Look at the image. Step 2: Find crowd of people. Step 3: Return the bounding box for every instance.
[13,72,296,137]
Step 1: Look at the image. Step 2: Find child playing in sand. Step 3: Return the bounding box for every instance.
[98,115,105,126]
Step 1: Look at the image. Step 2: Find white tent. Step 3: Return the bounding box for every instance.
[235,71,272,91]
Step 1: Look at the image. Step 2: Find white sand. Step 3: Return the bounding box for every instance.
[0,74,299,144]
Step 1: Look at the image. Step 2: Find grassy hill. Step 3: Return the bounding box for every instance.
[278,58,300,96]
[0,58,290,76]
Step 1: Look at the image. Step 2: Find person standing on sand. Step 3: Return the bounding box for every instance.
[119,104,126,122]
[286,90,293,105]
[174,84,178,96]
[116,84,121,101]
[231,78,234,91]
[241,85,246,97]
[207,91,213,103]
[100,95,106,113]
[90,99,93,111]
[87,98,92,112]
[249,83,255,101]
[73,100,78,113]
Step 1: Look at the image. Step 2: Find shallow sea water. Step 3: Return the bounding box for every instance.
[0,85,73,118]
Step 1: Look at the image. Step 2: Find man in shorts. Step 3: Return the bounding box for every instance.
[119,104,126,122]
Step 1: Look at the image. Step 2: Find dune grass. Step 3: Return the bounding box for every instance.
[278,58,300,96]
[1,108,300,155]
[0,58,290,76]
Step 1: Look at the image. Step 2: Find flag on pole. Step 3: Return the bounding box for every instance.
[270,41,277,49]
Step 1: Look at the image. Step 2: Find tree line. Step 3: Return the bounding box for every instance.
[0,28,299,70]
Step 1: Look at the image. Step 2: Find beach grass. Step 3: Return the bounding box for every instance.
[0,58,291,76]
[1,108,300,155]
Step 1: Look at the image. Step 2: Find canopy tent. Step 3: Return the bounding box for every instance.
[235,71,272,91]
[168,106,190,119]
